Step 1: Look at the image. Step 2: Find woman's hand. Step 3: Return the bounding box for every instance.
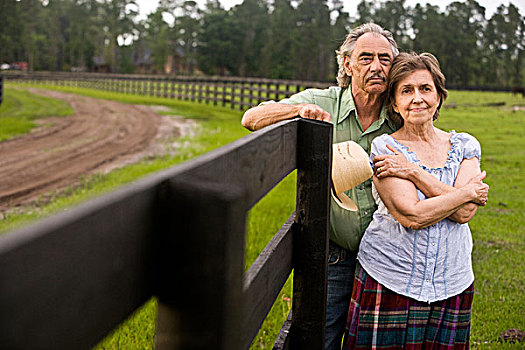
[462,171,489,206]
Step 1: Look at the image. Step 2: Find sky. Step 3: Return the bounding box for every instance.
[136,0,525,20]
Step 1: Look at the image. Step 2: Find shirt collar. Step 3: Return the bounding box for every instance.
[337,87,356,124]
[338,87,397,131]
[381,105,398,131]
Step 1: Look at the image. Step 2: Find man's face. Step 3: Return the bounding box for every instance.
[344,33,394,96]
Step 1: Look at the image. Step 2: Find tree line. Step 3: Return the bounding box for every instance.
[0,0,523,88]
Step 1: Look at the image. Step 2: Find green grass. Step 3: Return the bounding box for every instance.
[244,173,296,348]
[0,87,74,141]
[0,83,251,232]
[96,173,297,350]
[436,90,524,349]
[1,85,523,348]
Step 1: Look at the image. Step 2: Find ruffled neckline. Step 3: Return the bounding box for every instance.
[386,130,459,172]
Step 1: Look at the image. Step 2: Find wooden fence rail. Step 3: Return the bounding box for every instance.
[2,72,332,110]
[0,118,333,349]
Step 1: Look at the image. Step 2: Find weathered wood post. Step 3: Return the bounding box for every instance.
[289,119,332,348]
[230,80,236,109]
[222,80,227,107]
[0,185,158,349]
[155,178,247,349]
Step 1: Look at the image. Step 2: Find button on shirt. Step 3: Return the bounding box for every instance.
[358,132,481,302]
[276,87,398,251]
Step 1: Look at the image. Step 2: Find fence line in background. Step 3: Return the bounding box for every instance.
[2,72,333,110]
[2,72,518,111]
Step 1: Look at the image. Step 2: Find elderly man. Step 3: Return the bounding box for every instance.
[242,22,399,349]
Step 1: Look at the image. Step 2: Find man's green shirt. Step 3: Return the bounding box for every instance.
[278,86,398,251]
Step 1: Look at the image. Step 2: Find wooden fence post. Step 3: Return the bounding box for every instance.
[155,178,247,350]
[197,80,203,103]
[213,80,218,106]
[240,83,245,110]
[185,78,190,101]
[289,119,332,348]
[257,81,263,106]
[221,80,227,107]
[230,81,235,109]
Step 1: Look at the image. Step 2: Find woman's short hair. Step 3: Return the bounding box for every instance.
[386,52,448,126]
[336,23,399,88]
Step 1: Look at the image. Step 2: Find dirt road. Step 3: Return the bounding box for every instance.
[0,89,192,212]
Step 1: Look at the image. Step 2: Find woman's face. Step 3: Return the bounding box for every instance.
[393,69,440,125]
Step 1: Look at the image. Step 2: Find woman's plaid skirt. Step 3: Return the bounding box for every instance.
[344,263,474,349]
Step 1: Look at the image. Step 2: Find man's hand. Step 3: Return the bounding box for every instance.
[297,104,331,123]
[373,144,417,179]
[241,102,330,131]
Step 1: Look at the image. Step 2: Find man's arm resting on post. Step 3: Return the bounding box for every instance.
[374,145,488,223]
[241,103,331,131]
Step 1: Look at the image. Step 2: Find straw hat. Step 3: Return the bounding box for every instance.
[331,141,373,211]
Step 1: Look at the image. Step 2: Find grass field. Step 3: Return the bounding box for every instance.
[0,84,523,349]
[435,92,525,349]
[0,88,74,141]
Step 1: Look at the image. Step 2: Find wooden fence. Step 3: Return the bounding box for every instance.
[0,118,333,349]
[2,72,332,110]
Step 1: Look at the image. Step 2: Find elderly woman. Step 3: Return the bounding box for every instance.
[344,52,489,349]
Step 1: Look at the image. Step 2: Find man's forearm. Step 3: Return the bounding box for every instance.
[241,103,301,131]
[241,103,331,131]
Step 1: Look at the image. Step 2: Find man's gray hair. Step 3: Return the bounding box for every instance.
[336,23,399,88]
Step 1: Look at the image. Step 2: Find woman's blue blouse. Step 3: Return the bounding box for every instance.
[357,131,481,302]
